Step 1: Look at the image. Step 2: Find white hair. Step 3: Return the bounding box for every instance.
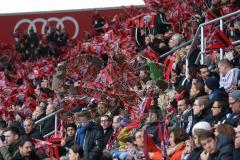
[172,33,183,44]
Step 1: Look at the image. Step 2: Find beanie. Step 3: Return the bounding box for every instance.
[205,77,219,90]
[229,90,240,101]
[192,121,212,135]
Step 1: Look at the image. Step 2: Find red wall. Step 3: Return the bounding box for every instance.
[0,8,124,43]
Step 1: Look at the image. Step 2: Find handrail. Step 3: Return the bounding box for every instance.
[186,27,201,59]
[34,95,87,137]
[35,108,63,124]
[233,40,240,45]
[160,39,193,59]
[199,10,240,27]
[186,9,240,64]
[35,108,63,137]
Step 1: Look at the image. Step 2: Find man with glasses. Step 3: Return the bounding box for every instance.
[223,90,240,127]
[210,99,229,125]
[187,96,211,133]
[100,115,113,146]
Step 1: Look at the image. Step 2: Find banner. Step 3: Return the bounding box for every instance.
[0,8,124,43]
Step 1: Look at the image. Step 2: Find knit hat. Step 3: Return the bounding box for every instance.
[229,90,240,101]
[192,121,212,135]
[205,77,219,90]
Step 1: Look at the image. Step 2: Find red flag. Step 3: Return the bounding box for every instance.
[207,29,236,53]
[163,56,175,80]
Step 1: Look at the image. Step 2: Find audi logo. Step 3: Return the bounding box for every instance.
[14,16,79,39]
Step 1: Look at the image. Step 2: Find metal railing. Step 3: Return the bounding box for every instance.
[186,10,240,65]
[160,39,193,59]
[35,108,63,138]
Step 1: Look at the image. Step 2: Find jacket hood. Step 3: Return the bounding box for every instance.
[217,134,234,150]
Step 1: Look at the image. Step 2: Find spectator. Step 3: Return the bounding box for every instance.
[146,108,161,147]
[47,26,57,44]
[77,111,104,160]
[214,124,235,139]
[218,59,239,92]
[223,90,240,127]
[204,77,221,101]
[32,101,47,121]
[92,12,106,34]
[41,103,55,135]
[23,118,44,140]
[0,126,20,159]
[188,121,212,160]
[51,64,68,100]
[11,112,25,135]
[139,69,150,86]
[57,28,68,46]
[12,136,40,160]
[234,122,240,160]
[126,129,162,160]
[168,33,183,49]
[210,99,229,125]
[199,65,219,81]
[190,80,206,103]
[68,144,84,160]
[106,115,121,150]
[0,119,7,135]
[28,28,38,46]
[62,123,77,149]
[97,102,111,117]
[125,131,146,160]
[74,112,85,147]
[167,128,188,160]
[174,97,192,132]
[100,115,113,146]
[199,130,234,160]
[187,96,211,133]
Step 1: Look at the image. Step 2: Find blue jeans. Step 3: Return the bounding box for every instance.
[111,149,128,160]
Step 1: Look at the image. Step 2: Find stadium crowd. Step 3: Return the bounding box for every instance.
[0,0,240,160]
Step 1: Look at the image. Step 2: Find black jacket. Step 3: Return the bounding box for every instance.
[209,110,227,126]
[187,146,203,160]
[223,113,240,127]
[83,121,104,160]
[41,114,55,136]
[12,149,40,160]
[208,134,234,160]
[25,128,44,140]
[103,126,113,146]
[188,110,211,135]
[0,143,19,160]
[59,136,75,156]
[173,108,192,131]
[233,148,240,160]
[35,113,46,131]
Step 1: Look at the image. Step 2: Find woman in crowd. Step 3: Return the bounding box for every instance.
[68,145,84,160]
[167,128,188,160]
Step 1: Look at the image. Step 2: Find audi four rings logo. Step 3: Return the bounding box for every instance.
[14,16,79,39]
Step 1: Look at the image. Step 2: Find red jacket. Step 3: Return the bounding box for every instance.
[170,143,186,160]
